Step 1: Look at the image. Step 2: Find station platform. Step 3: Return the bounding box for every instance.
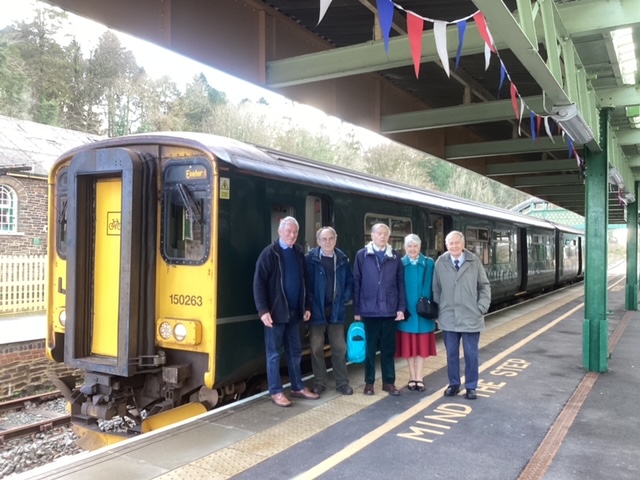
[19,273,639,480]
[0,312,46,344]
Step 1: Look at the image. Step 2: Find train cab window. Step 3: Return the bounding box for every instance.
[161,161,211,265]
[492,230,511,264]
[465,227,489,264]
[364,213,412,252]
[55,170,68,258]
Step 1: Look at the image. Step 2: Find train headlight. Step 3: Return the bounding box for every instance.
[59,310,66,327]
[159,321,173,340]
[156,318,202,346]
[173,323,188,342]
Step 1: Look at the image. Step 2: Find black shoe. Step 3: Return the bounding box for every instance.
[336,384,353,395]
[444,385,461,396]
[364,384,374,395]
[312,384,326,394]
[465,389,477,400]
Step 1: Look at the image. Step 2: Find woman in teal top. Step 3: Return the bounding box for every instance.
[396,234,437,392]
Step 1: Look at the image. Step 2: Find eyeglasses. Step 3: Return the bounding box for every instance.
[319,237,336,242]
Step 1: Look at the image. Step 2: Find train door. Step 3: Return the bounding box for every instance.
[518,228,528,291]
[64,148,157,377]
[427,214,452,258]
[304,195,332,252]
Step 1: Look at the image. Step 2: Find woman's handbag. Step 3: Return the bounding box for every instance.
[416,260,438,319]
[417,297,438,319]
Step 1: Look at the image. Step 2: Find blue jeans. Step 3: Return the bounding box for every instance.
[264,321,304,394]
[442,331,480,389]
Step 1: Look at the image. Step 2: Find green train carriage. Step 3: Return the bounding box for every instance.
[46,132,582,447]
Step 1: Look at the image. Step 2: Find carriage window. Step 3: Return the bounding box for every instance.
[162,161,211,265]
[492,230,511,264]
[55,170,68,258]
[364,213,412,253]
[465,227,489,264]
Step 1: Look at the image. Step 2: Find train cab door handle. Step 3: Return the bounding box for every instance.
[58,277,66,294]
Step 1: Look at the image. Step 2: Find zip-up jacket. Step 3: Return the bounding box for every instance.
[253,241,311,323]
[353,242,406,318]
[306,246,354,325]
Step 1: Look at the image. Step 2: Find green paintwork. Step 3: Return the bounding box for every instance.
[583,110,610,372]
[626,181,638,310]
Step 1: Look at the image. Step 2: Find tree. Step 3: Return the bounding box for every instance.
[177,73,227,132]
[0,39,31,118]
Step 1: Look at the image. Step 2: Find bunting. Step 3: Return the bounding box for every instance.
[315,1,581,161]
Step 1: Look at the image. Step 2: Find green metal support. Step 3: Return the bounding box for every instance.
[626,181,639,310]
[583,109,610,372]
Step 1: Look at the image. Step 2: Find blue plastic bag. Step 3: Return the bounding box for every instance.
[347,321,366,363]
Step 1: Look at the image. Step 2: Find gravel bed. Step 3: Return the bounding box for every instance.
[0,399,82,478]
[0,399,137,478]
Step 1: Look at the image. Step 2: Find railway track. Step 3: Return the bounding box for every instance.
[0,391,70,445]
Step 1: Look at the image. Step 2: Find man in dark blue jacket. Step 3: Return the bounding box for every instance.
[353,223,406,396]
[253,216,319,407]
[306,226,354,395]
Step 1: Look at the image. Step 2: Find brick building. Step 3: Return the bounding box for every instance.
[0,115,103,255]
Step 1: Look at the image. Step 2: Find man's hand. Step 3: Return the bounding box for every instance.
[260,312,273,327]
[395,311,405,321]
[303,310,311,321]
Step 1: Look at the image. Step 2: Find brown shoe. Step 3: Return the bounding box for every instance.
[271,392,292,407]
[382,384,400,396]
[290,387,319,400]
[363,384,374,395]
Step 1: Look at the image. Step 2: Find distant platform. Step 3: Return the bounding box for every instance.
[0,313,46,345]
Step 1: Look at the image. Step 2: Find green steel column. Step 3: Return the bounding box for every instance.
[583,109,610,372]
[626,181,639,310]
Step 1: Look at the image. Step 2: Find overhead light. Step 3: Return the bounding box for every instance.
[550,104,595,145]
[626,106,640,129]
[611,28,637,86]
[609,168,624,187]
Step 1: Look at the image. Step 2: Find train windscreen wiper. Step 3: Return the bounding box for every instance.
[57,199,67,226]
[176,183,203,225]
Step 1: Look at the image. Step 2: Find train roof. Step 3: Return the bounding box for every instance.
[56,131,583,233]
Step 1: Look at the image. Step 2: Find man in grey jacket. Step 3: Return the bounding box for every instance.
[433,231,491,400]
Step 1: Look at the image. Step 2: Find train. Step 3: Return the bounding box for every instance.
[45,132,583,447]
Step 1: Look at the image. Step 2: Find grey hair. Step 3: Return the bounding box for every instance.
[445,230,465,244]
[370,223,390,234]
[278,216,299,230]
[316,226,337,240]
[404,234,421,247]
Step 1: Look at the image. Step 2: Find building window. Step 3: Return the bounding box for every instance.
[0,185,17,233]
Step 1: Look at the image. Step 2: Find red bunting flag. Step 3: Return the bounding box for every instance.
[473,12,496,53]
[510,83,520,120]
[407,11,424,78]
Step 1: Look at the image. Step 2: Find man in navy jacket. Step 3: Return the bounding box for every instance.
[306,227,354,395]
[353,223,406,396]
[253,216,319,407]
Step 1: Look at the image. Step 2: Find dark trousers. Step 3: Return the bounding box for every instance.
[264,320,304,395]
[362,317,397,385]
[442,330,480,389]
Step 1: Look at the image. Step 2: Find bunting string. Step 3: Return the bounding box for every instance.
[317,0,581,163]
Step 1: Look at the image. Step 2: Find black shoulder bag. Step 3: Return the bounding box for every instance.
[416,261,438,319]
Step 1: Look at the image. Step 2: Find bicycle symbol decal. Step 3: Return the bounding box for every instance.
[107,212,121,236]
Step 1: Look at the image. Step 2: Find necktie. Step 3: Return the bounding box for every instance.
[454,259,460,271]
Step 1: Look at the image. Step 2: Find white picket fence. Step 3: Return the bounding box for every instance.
[0,255,47,314]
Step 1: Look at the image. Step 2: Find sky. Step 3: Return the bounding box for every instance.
[0,0,385,145]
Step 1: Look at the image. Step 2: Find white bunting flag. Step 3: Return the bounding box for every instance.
[434,21,449,77]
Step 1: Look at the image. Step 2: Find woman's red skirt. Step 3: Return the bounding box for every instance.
[396,331,437,358]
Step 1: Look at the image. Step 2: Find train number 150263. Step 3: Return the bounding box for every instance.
[169,294,203,306]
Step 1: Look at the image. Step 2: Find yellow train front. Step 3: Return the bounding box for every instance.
[45,134,250,447]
